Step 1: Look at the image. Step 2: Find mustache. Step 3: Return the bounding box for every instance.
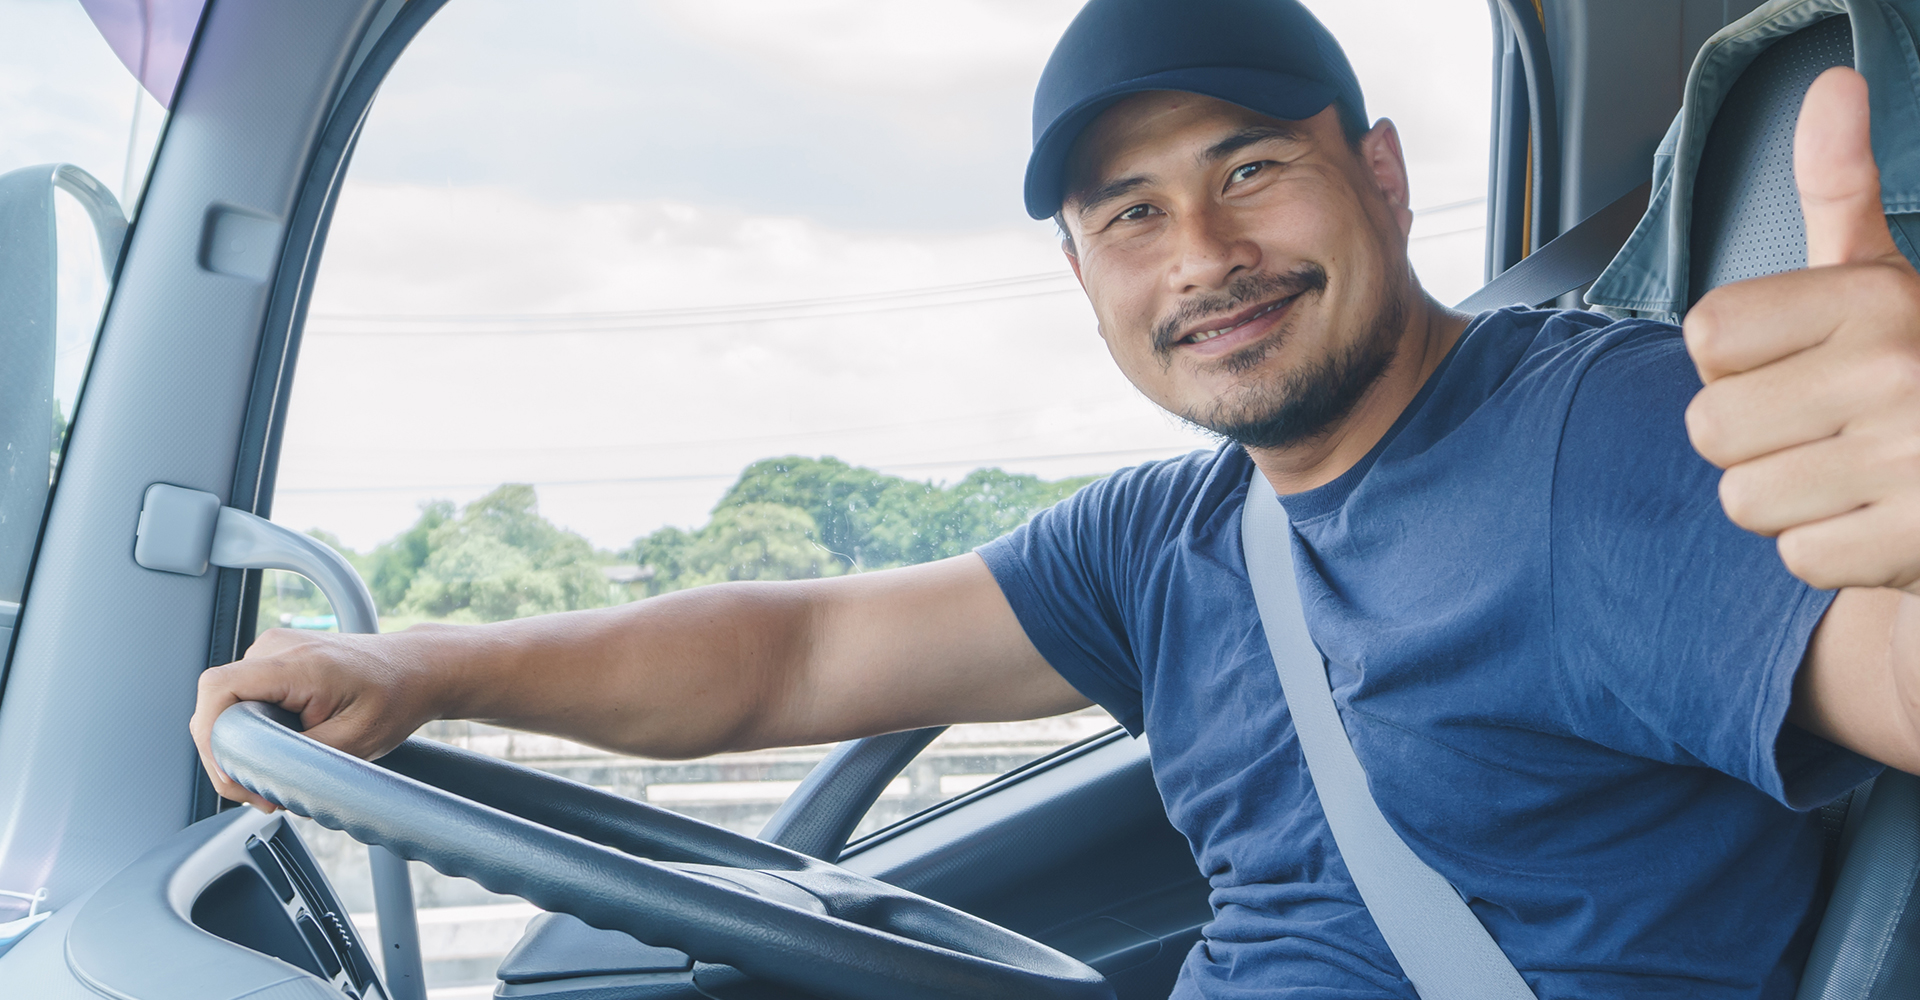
[1150,264,1329,356]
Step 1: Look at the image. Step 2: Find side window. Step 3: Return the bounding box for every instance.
[265,1,1490,990]
[1299,0,1493,304]
[0,0,166,649]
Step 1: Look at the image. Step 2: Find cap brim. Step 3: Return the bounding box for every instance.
[1023,67,1338,220]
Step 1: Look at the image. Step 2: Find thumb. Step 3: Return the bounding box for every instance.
[1796,66,1901,267]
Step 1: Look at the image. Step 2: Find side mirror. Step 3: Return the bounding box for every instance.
[0,164,127,637]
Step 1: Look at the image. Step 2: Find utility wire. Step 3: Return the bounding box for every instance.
[1412,195,1486,215]
[311,271,1075,325]
[310,201,1488,336]
[306,286,1081,337]
[275,445,1204,495]
[285,397,1128,458]
[1409,222,1487,242]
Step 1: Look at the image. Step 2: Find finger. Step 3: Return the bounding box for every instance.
[1717,432,1890,536]
[301,702,409,761]
[192,661,303,810]
[191,671,249,802]
[243,628,294,659]
[1776,496,1920,592]
[1797,67,1902,268]
[1685,341,1858,465]
[1683,262,1915,380]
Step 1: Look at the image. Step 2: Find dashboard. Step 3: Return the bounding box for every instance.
[190,818,386,999]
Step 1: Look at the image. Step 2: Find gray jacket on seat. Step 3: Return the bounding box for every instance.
[1587,0,1920,322]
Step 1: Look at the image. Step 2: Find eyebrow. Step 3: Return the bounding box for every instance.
[1200,125,1305,165]
[1074,175,1153,223]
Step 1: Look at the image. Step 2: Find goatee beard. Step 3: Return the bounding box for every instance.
[1174,271,1406,451]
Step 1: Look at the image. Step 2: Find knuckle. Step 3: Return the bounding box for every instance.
[1873,263,1920,302]
[1856,267,1920,335]
[1683,307,1727,364]
[1886,433,1920,481]
[1893,271,1920,315]
[1775,532,1835,587]
[196,664,235,697]
[1717,470,1764,528]
[1685,395,1731,462]
[1873,352,1920,399]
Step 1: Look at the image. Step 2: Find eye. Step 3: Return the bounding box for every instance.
[1112,203,1156,224]
[1226,161,1270,187]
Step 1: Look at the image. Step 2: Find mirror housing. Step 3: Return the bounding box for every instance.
[0,164,126,616]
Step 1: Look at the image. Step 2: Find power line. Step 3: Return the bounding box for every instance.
[284,397,1129,458]
[305,285,1082,337]
[1412,195,1486,216]
[309,271,1078,326]
[309,203,1484,335]
[1410,222,1485,242]
[305,205,1488,339]
[274,445,1203,495]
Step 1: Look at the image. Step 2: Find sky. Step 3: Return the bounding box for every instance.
[3,0,1494,552]
[0,0,165,430]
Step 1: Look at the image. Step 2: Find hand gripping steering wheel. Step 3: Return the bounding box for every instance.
[211,702,1115,1000]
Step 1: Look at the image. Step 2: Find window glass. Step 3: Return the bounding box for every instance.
[267,1,1490,992]
[0,0,166,642]
[1301,0,1493,301]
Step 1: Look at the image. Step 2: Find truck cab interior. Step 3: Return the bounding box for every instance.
[0,1,1916,998]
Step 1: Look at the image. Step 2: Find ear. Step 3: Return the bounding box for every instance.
[1058,226,1103,342]
[1357,118,1413,237]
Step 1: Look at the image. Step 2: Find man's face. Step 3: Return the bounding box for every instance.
[1060,93,1416,449]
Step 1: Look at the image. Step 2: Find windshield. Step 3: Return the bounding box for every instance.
[252,0,1491,991]
[0,0,168,651]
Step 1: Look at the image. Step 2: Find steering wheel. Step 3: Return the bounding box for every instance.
[211,702,1114,1000]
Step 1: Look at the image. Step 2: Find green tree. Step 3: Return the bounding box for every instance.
[363,499,454,612]
[715,456,907,567]
[868,467,1096,566]
[400,485,610,622]
[633,457,1094,593]
[675,502,843,587]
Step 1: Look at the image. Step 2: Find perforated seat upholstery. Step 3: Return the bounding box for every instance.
[1680,12,1920,999]
[1689,15,1854,298]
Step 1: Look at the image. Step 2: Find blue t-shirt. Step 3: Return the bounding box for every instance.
[977,307,1882,999]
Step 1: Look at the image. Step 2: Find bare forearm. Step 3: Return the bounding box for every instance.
[429,582,814,759]
[1795,587,1920,773]
[192,555,1080,810]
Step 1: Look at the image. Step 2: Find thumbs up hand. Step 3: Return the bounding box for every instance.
[1684,67,1920,594]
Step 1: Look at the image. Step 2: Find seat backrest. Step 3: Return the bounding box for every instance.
[1689,13,1854,301]
[1798,772,1920,998]
[1681,10,1920,998]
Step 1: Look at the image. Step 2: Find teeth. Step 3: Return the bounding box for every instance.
[1185,298,1285,344]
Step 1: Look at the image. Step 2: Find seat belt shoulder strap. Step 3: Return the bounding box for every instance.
[1240,473,1535,1000]
[1456,180,1650,314]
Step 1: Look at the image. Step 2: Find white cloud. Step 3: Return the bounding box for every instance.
[653,0,1077,92]
[253,0,1496,548]
[280,183,1211,549]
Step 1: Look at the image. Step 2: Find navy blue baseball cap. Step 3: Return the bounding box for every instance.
[1025,0,1368,220]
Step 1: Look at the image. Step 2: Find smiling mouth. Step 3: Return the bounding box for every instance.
[1177,294,1296,346]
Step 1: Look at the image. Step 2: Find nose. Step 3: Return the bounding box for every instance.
[1166,206,1260,294]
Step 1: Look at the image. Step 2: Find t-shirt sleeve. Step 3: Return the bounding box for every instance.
[1550,324,1881,810]
[976,468,1153,734]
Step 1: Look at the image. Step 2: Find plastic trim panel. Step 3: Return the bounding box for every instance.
[0,0,389,914]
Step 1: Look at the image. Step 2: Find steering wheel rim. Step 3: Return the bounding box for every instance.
[211,702,1114,1000]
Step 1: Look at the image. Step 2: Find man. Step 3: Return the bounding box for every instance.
[192,0,1920,995]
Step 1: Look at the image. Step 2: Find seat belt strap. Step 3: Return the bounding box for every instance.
[1240,473,1536,1000]
[1455,180,1650,314]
